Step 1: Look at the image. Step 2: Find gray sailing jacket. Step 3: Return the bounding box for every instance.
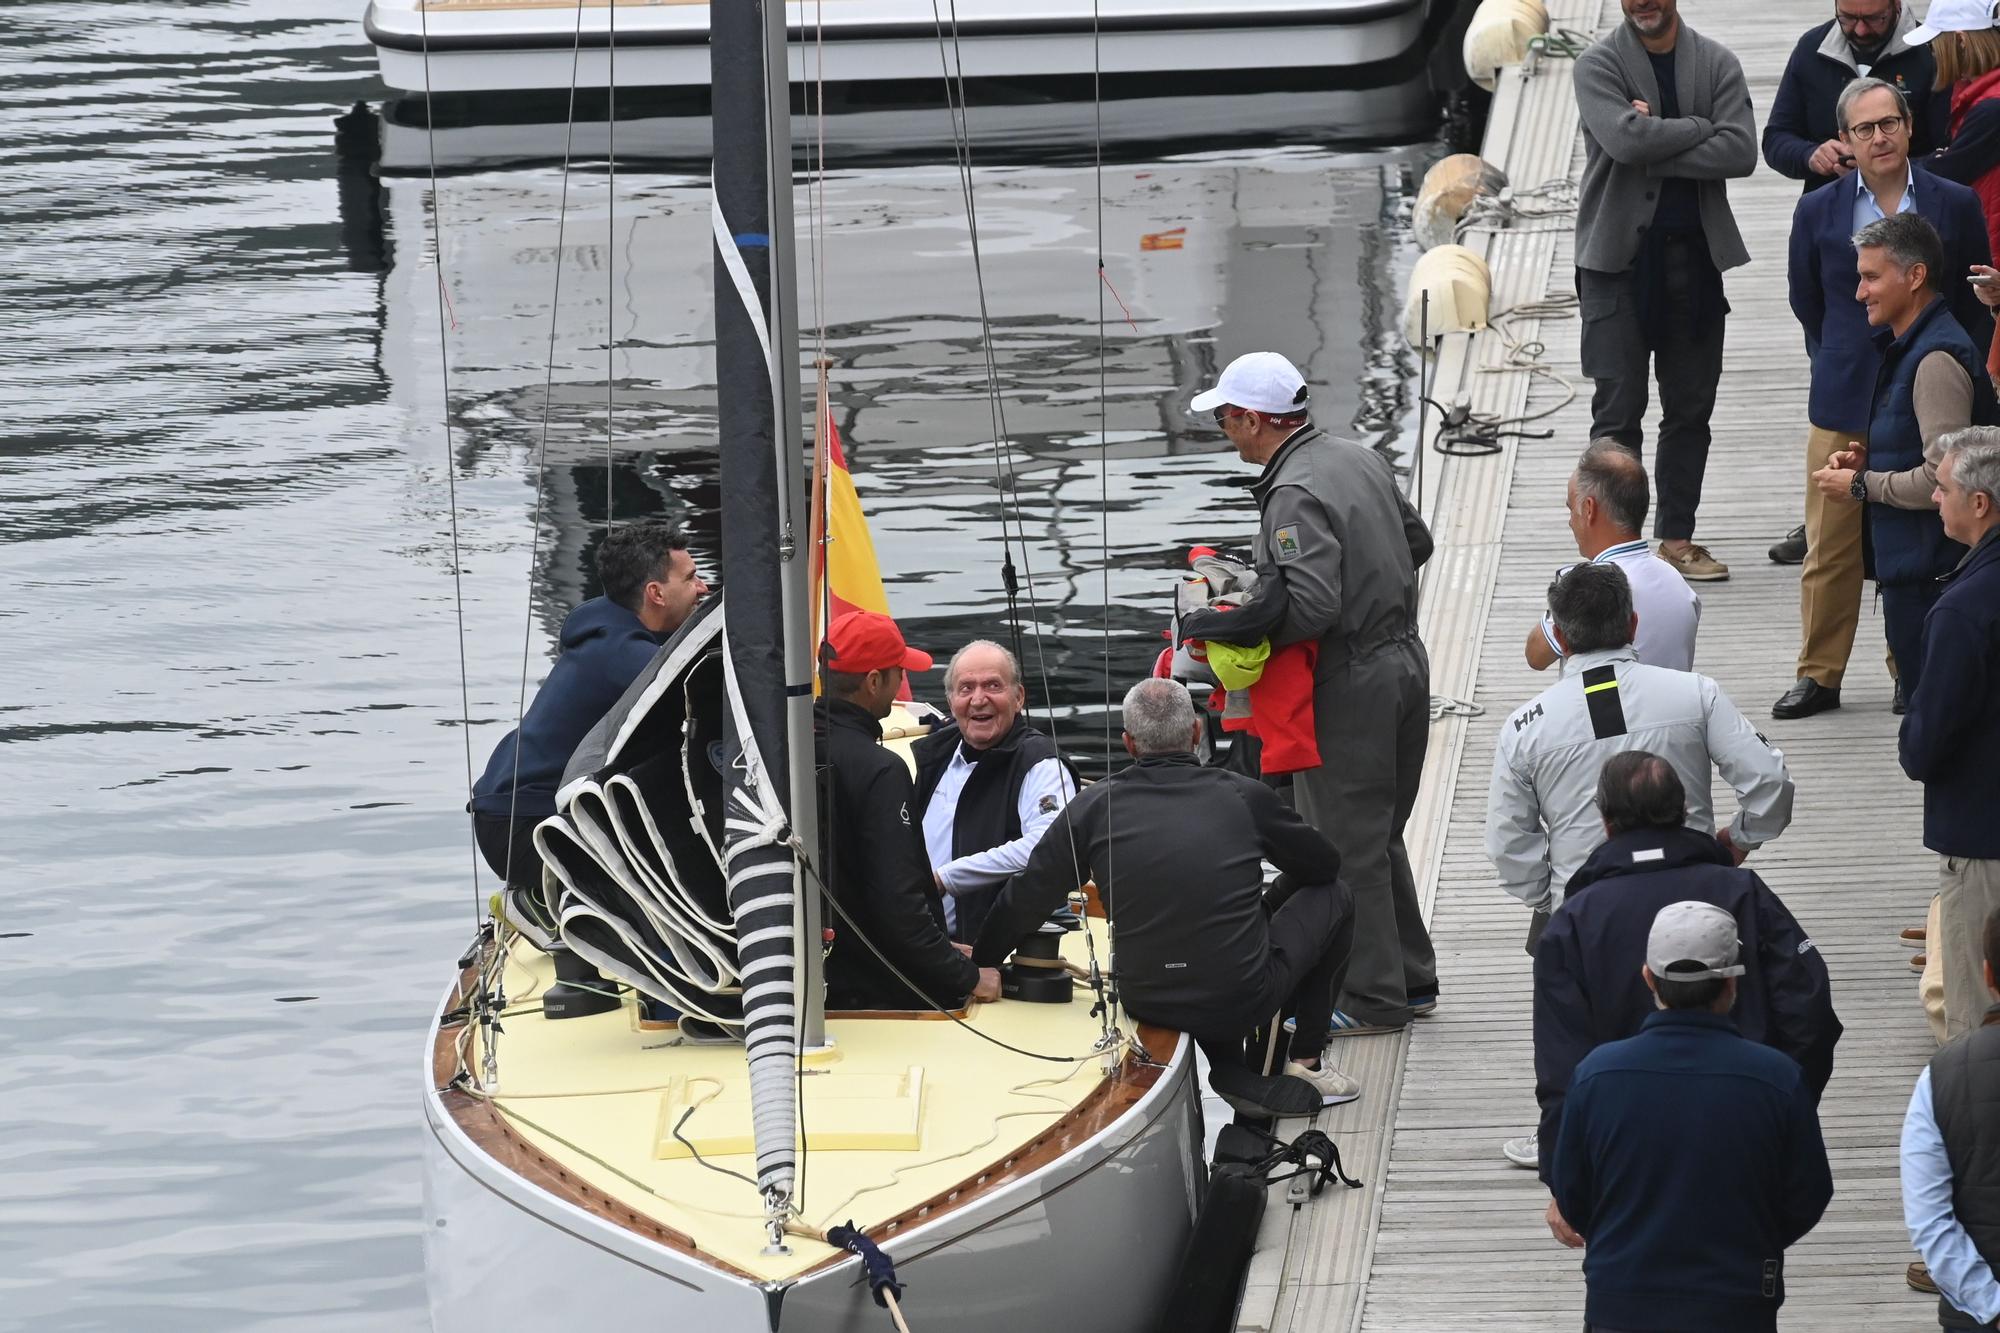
[1573,19,1757,275]
[1179,426,1432,672]
[1485,646,1795,910]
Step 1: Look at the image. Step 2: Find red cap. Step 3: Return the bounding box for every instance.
[824,610,933,674]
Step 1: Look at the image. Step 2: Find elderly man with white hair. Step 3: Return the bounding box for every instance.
[913,639,1077,943]
[1901,431,2000,1038]
[973,678,1362,1116]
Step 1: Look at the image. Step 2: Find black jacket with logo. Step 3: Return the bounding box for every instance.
[816,698,976,1009]
[1532,825,1842,1185]
[970,751,1342,1033]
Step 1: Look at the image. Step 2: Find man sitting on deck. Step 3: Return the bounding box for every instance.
[971,678,1360,1116]
[913,640,1076,944]
[816,610,1000,1012]
[470,520,708,926]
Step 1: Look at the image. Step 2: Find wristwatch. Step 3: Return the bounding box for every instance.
[1849,472,1868,503]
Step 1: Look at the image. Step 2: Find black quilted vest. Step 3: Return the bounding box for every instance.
[1931,1004,2000,1329]
[913,716,1067,943]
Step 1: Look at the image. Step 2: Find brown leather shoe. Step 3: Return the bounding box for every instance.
[1901,926,1927,948]
[1659,541,1731,581]
[1908,1260,1939,1294]
[1911,953,1928,972]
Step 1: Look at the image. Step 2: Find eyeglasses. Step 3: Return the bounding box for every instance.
[1844,114,1907,142]
[1835,5,1896,31]
[1212,406,1240,427]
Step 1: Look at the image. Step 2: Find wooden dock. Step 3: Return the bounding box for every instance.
[1242,1,1946,1328]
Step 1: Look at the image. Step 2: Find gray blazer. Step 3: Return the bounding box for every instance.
[1572,20,1757,275]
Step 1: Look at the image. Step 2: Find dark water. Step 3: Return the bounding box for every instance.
[2,5,1443,1327]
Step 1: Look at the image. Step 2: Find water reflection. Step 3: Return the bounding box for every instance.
[341,106,1435,749]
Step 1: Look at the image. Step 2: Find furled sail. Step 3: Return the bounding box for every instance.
[531,598,745,1028]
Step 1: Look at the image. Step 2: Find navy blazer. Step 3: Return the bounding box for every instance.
[1787,167,1993,435]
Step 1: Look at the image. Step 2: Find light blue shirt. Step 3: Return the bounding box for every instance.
[1901,1066,2000,1325]
[1854,162,1918,233]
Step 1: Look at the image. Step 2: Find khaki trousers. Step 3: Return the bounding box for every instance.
[1797,424,1868,687]
[1940,854,2000,1039]
[1921,892,1947,1046]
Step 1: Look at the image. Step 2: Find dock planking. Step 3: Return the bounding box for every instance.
[1252,1,1951,1329]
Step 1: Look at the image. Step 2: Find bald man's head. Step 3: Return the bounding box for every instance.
[1567,438,1650,555]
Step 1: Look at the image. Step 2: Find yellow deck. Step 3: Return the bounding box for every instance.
[467,930,1120,1280]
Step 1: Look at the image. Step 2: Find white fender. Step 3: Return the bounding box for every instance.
[1463,0,1550,92]
[1413,153,1509,251]
[1402,244,1493,347]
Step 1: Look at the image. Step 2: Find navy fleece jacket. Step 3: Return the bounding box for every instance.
[1551,1011,1833,1333]
[469,597,665,819]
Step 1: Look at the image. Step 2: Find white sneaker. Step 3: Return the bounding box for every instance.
[1282,1059,1361,1106]
[1501,1132,1539,1169]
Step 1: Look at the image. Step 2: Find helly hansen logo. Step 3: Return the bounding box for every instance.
[1513,703,1544,732]
[1798,939,1817,955]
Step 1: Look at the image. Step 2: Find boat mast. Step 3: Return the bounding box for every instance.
[713,0,822,1247]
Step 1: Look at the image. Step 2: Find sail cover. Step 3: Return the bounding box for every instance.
[531,597,747,1028]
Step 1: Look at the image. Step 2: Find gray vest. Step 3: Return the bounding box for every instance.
[1931,1006,2000,1329]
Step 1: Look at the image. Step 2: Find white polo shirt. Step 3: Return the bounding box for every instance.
[1540,538,1701,672]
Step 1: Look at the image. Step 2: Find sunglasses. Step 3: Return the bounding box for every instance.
[1212,406,1242,427]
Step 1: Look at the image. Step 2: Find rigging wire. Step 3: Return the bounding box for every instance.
[417,0,495,1076]
[798,846,1105,1065]
[605,0,617,532]
[496,0,591,913]
[925,0,1033,679]
[1087,0,1124,1047]
[922,5,1099,771]
[918,1,1125,1044]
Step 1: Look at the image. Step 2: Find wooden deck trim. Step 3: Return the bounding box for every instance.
[432,959,1177,1287]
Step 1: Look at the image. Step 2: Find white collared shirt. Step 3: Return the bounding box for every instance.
[922,750,1074,932]
[1540,539,1703,672]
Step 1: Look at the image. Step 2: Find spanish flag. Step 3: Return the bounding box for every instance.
[809,370,909,698]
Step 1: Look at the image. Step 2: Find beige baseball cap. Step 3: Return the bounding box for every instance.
[1646,901,1747,981]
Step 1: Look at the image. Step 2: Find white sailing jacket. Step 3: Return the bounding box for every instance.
[1485,646,1795,911]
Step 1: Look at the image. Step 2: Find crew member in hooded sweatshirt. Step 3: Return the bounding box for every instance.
[468,521,708,909]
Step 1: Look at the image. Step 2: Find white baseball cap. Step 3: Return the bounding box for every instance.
[1908,0,1998,44]
[1189,351,1310,416]
[1646,901,1747,982]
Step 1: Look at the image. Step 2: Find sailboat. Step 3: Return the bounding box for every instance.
[418,1,1207,1329]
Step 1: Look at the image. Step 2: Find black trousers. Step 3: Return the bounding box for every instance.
[1190,877,1356,1072]
[1578,246,1727,542]
[472,812,542,891]
[1882,580,1946,696]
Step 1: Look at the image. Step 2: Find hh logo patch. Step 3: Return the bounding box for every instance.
[1273,525,1303,561]
[1037,794,1059,815]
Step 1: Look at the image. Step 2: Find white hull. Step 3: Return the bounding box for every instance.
[366,0,1429,93]
[422,996,1207,1331]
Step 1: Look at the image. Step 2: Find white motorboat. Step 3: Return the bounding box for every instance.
[366,0,1433,95]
